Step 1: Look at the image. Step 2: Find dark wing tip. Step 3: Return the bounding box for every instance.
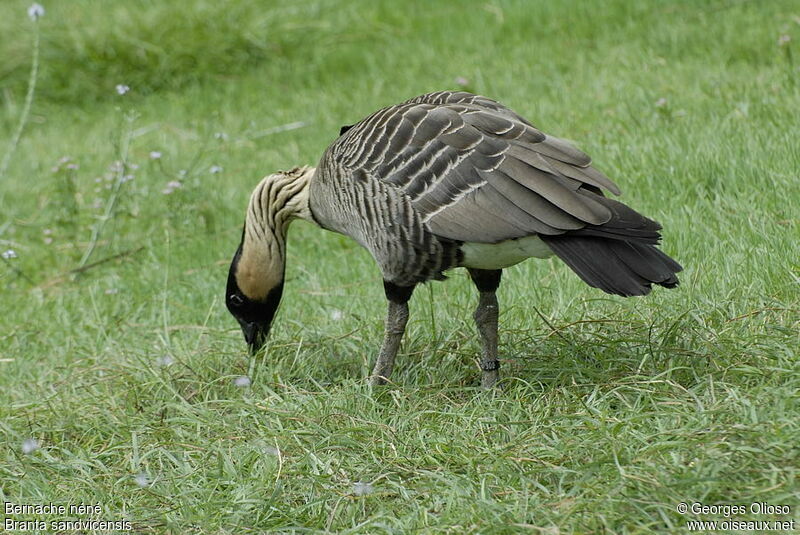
[541,235,682,297]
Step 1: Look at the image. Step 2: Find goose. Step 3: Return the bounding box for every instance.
[225,91,682,388]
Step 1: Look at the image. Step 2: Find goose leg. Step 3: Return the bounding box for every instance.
[468,268,502,389]
[370,282,414,386]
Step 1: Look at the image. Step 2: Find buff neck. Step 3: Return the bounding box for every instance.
[235,166,316,300]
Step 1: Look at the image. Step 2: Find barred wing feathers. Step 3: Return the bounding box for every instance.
[327,91,624,244]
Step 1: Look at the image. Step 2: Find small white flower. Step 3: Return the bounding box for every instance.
[209,165,223,174]
[454,76,470,87]
[233,375,251,387]
[778,34,791,46]
[43,228,52,235]
[66,163,79,170]
[352,481,374,496]
[162,180,182,194]
[156,355,174,367]
[177,169,187,178]
[330,309,343,321]
[43,237,53,245]
[27,3,44,21]
[129,163,139,170]
[214,132,228,140]
[22,438,39,454]
[121,174,135,183]
[149,151,162,160]
[104,288,119,295]
[134,473,150,487]
[115,84,130,96]
[2,249,17,259]
[655,97,668,108]
[250,439,280,455]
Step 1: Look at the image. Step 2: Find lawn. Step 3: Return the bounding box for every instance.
[1,0,798,533]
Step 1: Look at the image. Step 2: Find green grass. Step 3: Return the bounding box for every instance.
[1,0,798,532]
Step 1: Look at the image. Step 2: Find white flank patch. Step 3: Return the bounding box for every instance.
[461,235,553,270]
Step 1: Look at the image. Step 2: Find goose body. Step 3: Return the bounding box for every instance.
[226,91,682,387]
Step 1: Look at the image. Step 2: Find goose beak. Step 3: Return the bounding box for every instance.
[240,320,270,355]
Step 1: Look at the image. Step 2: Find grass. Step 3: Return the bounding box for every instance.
[1,0,798,532]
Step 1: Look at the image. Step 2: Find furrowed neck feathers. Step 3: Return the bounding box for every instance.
[244,166,315,246]
[237,166,315,300]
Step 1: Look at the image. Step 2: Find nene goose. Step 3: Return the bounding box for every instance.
[226,91,682,388]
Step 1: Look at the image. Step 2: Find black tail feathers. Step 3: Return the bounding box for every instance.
[541,235,683,297]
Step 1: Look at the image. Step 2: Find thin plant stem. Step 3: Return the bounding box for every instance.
[0,21,40,182]
[1,254,35,285]
[427,283,436,339]
[77,114,135,269]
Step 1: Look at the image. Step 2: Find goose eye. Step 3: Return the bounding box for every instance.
[229,294,244,307]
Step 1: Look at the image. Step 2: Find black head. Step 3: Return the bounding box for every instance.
[225,243,284,354]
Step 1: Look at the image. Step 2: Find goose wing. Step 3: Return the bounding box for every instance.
[325,91,625,243]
